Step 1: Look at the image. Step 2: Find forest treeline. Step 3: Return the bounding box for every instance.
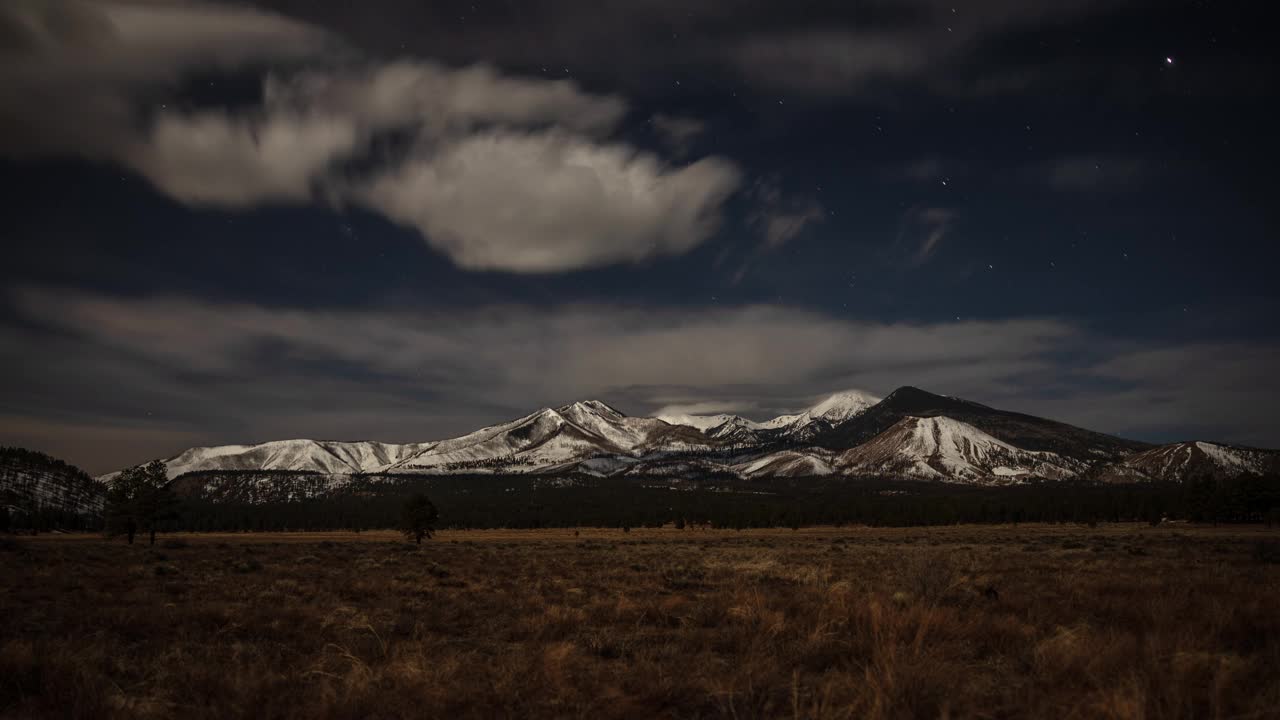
[123,472,1280,532]
[6,470,1280,534]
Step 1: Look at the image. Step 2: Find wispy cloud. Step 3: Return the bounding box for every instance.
[1045,154,1147,191]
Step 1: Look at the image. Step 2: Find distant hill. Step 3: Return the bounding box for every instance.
[1,446,104,524]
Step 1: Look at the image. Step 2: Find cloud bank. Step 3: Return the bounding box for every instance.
[7,287,1278,472]
[0,1,743,274]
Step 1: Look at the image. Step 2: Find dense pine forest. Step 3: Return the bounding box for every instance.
[168,472,1280,532]
[6,464,1280,534]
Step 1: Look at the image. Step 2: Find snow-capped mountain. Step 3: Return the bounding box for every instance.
[661,389,882,443]
[838,416,1086,484]
[78,385,1278,506]
[811,386,1148,463]
[159,439,433,479]
[1096,441,1278,483]
[124,401,713,481]
[805,390,883,424]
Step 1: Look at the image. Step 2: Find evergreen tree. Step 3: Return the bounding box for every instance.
[399,494,438,544]
[105,460,178,545]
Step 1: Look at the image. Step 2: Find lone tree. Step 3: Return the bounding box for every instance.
[399,494,438,545]
[106,460,178,545]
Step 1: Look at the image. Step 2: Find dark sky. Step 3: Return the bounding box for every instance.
[1,0,1277,473]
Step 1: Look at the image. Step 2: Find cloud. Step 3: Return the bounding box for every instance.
[130,110,361,207]
[8,286,1279,471]
[748,181,825,248]
[266,61,627,138]
[899,207,956,265]
[650,113,706,154]
[357,131,741,273]
[1044,154,1147,191]
[653,401,756,417]
[0,0,331,158]
[730,29,937,95]
[892,157,946,183]
[7,286,1080,471]
[0,4,741,274]
[723,0,1139,97]
[1012,343,1280,449]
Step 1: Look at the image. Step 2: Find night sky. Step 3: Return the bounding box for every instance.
[2,0,1277,473]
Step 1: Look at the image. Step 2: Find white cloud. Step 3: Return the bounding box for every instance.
[130,110,360,207]
[0,0,331,157]
[264,60,627,138]
[0,1,741,274]
[357,131,741,272]
[653,401,756,417]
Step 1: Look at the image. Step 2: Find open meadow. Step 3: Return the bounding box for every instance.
[4,524,1280,719]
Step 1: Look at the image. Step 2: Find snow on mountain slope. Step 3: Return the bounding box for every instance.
[158,439,435,479]
[839,416,1084,483]
[655,412,745,432]
[734,450,835,478]
[1098,441,1277,482]
[109,386,1280,495]
[137,401,717,480]
[756,413,803,430]
[390,407,599,471]
[661,389,880,440]
[806,390,881,424]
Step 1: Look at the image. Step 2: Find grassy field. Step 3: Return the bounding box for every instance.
[3,525,1279,719]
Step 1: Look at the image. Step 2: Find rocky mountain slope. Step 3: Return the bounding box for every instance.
[811,387,1149,462]
[837,416,1085,484]
[1093,441,1279,483]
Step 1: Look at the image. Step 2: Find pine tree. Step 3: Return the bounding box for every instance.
[105,460,178,545]
[399,494,438,545]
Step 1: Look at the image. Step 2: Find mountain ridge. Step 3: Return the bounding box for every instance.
[89,387,1278,498]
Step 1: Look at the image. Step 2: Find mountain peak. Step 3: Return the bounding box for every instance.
[806,389,880,421]
[880,386,988,413]
[558,400,624,418]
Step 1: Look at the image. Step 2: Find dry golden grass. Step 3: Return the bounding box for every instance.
[3,524,1279,719]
